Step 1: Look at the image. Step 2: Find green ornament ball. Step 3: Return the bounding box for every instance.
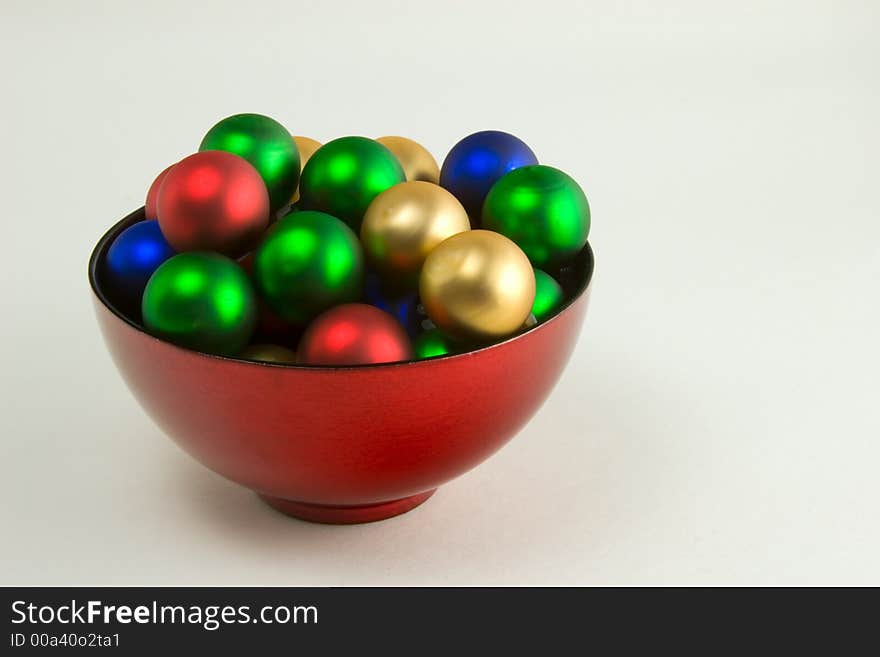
[481,165,590,267]
[298,136,405,231]
[142,252,257,356]
[412,328,459,360]
[532,268,565,321]
[199,113,300,213]
[253,210,364,324]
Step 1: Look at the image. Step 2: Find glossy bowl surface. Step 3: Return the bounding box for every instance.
[89,208,594,523]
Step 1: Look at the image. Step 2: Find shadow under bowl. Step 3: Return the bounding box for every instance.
[89,208,594,524]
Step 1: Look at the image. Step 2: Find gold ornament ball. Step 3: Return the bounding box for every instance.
[291,136,322,202]
[376,136,440,184]
[419,230,536,341]
[361,181,470,288]
[240,343,297,363]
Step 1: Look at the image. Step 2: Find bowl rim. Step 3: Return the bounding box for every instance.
[89,207,594,371]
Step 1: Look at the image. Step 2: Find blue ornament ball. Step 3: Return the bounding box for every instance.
[439,130,538,222]
[363,272,424,338]
[106,219,175,314]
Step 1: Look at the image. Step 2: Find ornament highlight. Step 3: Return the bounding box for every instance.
[297,303,412,366]
[419,230,536,341]
[200,113,300,213]
[299,136,405,231]
[361,181,470,289]
[142,252,257,356]
[156,151,269,258]
[376,136,440,184]
[439,130,537,221]
[482,165,590,267]
[291,136,322,203]
[253,210,364,325]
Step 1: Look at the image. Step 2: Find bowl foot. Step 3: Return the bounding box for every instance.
[258,489,437,524]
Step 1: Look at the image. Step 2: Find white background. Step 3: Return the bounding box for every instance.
[2,1,878,585]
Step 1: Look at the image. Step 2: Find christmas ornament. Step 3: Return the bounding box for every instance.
[156,151,269,258]
[142,252,257,356]
[376,136,440,183]
[299,136,405,231]
[253,210,363,324]
[240,343,297,363]
[363,271,422,337]
[412,328,459,360]
[419,230,535,341]
[521,313,538,329]
[291,136,322,203]
[439,130,537,221]
[531,268,565,321]
[145,164,174,221]
[297,303,412,366]
[361,181,470,288]
[237,252,296,339]
[199,113,300,213]
[105,219,175,313]
[481,165,590,268]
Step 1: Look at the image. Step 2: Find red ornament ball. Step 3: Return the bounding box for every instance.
[297,304,412,366]
[144,163,174,221]
[156,151,270,258]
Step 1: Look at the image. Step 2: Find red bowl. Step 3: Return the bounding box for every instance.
[89,208,594,524]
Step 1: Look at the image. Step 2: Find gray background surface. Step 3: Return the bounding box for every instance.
[2,0,878,585]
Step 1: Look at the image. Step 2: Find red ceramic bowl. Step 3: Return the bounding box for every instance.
[89,208,594,524]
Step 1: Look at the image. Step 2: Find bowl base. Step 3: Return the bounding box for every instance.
[258,489,437,524]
